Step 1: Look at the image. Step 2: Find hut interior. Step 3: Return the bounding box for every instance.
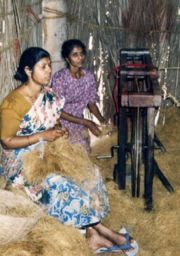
[0,0,179,255]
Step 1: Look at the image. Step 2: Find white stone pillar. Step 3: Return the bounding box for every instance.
[42,0,67,73]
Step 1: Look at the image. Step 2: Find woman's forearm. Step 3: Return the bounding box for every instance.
[87,103,105,123]
[61,111,85,125]
[1,128,67,149]
[1,133,42,149]
[60,111,101,136]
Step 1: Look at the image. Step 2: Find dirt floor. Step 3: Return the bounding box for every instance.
[0,106,179,256]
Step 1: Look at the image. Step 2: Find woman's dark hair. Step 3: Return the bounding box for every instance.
[14,47,50,83]
[61,39,86,61]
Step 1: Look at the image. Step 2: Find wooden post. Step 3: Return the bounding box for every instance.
[42,0,67,73]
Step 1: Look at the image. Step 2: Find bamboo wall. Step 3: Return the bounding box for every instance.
[0,0,42,103]
[66,0,180,119]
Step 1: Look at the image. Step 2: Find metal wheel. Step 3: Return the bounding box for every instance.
[143,108,155,211]
[131,107,143,197]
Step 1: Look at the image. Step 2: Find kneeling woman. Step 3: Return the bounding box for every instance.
[0,47,134,253]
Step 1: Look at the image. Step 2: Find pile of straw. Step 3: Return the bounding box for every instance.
[0,189,42,245]
[22,137,96,186]
[0,189,92,255]
[0,213,92,256]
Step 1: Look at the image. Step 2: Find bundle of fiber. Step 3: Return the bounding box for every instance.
[0,175,6,189]
[22,137,97,186]
[0,189,42,245]
[22,138,106,212]
[0,215,92,256]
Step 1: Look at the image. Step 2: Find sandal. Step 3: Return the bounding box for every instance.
[96,227,138,255]
[121,231,133,243]
[126,241,138,256]
[96,241,138,255]
[119,227,138,256]
[95,242,133,254]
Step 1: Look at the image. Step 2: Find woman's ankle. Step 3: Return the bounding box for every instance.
[86,227,113,250]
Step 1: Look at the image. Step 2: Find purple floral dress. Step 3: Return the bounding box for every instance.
[52,68,99,151]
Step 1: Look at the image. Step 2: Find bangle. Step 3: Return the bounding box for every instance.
[27,136,31,146]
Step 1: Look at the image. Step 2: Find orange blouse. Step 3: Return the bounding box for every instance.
[0,90,31,139]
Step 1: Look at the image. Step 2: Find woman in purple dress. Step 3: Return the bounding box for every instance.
[52,39,106,151]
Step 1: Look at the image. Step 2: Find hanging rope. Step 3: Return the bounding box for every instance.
[0,0,42,18]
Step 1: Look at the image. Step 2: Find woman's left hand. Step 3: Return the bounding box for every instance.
[83,120,101,137]
[54,127,69,139]
[59,127,69,139]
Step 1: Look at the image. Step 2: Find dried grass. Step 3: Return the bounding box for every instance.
[22,137,96,186]
[0,189,42,245]
[0,190,92,255]
[0,215,92,256]
[0,175,7,189]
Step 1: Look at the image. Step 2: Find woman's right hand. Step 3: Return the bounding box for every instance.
[83,120,101,137]
[41,128,68,142]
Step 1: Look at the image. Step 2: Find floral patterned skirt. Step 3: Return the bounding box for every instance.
[1,147,110,229]
[43,174,110,228]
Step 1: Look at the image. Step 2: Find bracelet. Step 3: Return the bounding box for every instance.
[27,136,31,146]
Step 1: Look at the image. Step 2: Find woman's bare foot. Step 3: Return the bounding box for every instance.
[86,227,113,251]
[93,223,129,245]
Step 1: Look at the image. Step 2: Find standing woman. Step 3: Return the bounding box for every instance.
[52,39,106,151]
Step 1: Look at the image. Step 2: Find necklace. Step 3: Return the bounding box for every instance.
[27,94,39,103]
[24,85,41,104]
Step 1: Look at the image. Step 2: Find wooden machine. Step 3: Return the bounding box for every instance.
[111,48,174,211]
